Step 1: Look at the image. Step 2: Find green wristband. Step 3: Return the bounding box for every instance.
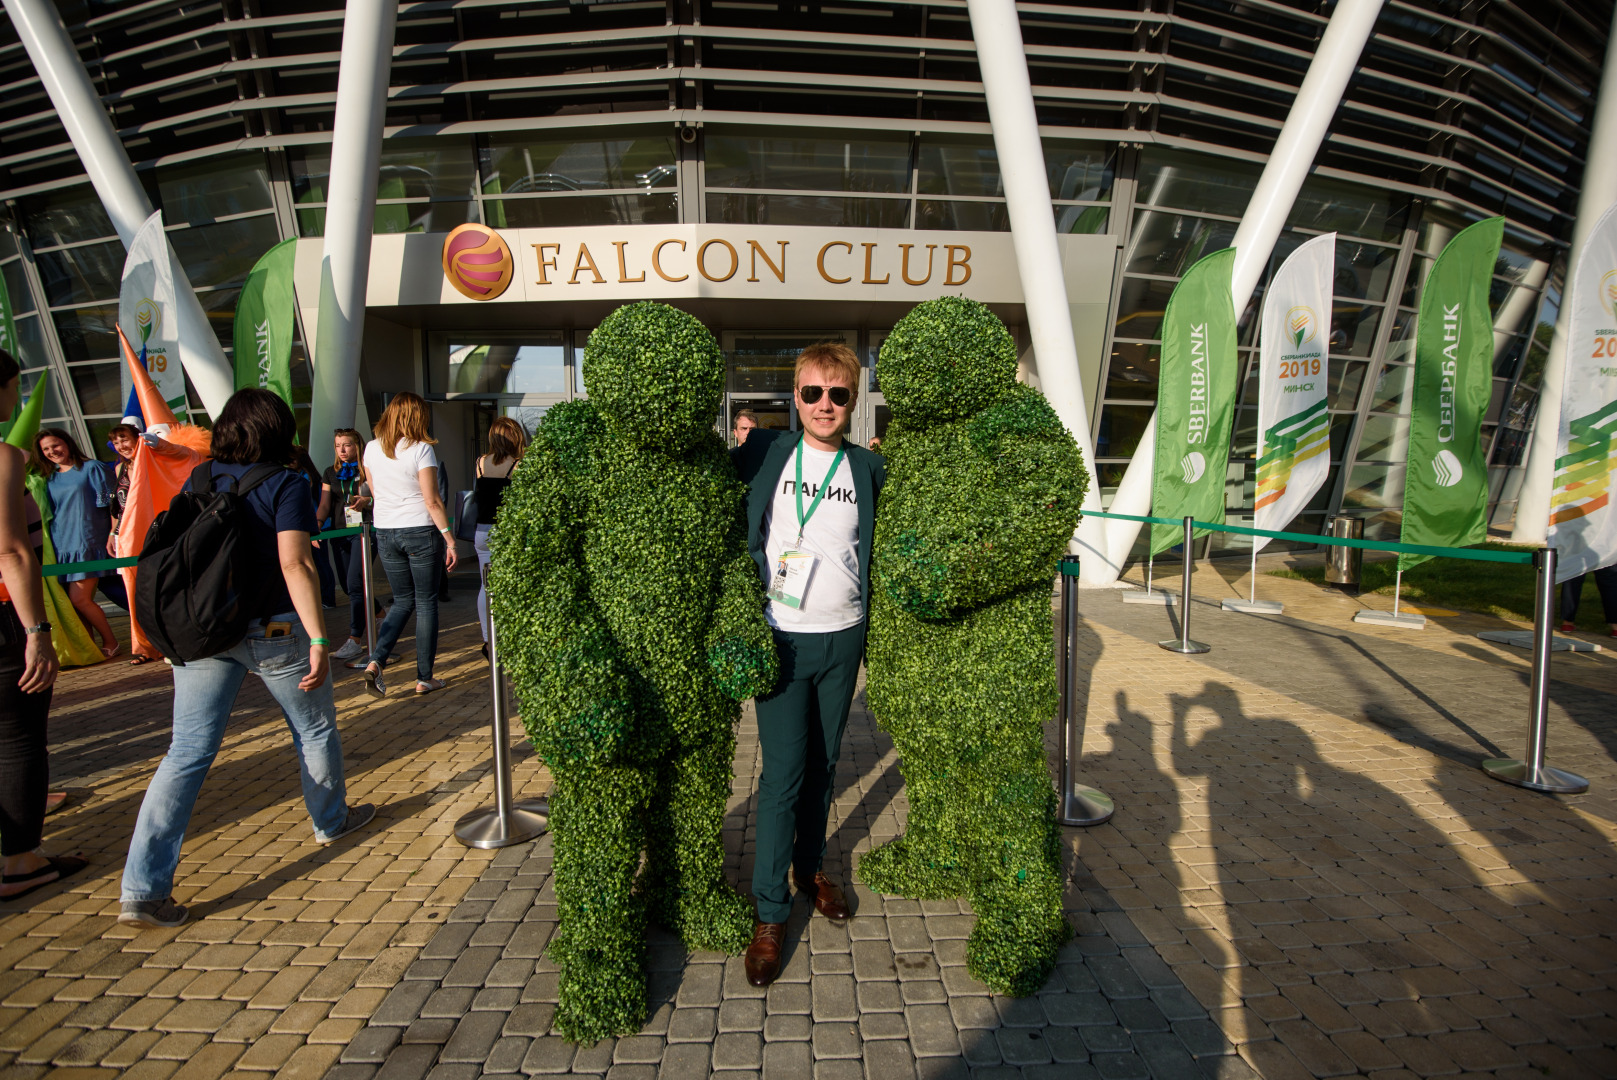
[310,637,330,646]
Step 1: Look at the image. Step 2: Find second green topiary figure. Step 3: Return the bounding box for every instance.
[860,296,1088,996]
[488,302,777,1043]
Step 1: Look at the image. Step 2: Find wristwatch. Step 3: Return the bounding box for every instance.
[24,621,50,635]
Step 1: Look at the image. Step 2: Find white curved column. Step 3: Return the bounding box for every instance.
[966,0,1113,582]
[1100,0,1387,578]
[307,0,398,470]
[1512,6,1617,544]
[4,0,235,419]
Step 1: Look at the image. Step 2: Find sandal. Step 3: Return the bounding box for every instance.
[44,792,68,815]
[100,643,120,660]
[0,855,88,900]
[415,678,448,695]
[129,655,155,666]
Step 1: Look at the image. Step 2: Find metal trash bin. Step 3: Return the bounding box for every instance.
[1324,516,1363,593]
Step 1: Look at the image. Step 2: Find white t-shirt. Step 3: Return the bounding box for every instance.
[761,441,862,633]
[364,438,440,529]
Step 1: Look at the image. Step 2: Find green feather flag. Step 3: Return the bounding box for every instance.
[6,367,48,450]
[233,238,298,407]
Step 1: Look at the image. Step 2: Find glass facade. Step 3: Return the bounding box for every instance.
[0,0,1605,549]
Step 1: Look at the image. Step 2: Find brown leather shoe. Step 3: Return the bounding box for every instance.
[744,921,786,987]
[792,870,851,924]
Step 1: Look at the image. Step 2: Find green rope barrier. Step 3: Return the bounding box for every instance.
[1081,510,1534,566]
[38,524,369,578]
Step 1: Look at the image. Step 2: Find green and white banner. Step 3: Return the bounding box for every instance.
[1398,216,1504,570]
[1151,246,1240,556]
[0,264,19,361]
[1254,233,1335,553]
[119,211,188,421]
[233,237,298,407]
[1548,200,1617,583]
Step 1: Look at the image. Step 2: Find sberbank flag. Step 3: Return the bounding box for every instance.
[232,237,297,407]
[1151,247,1240,556]
[0,267,20,437]
[1398,216,1504,571]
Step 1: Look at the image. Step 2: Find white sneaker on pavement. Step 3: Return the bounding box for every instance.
[332,639,364,662]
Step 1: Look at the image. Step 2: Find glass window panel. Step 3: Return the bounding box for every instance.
[482,131,678,194]
[1341,464,1405,512]
[1400,257,1431,308]
[1105,342,1158,400]
[709,128,910,193]
[1044,141,1114,202]
[1135,148,1260,217]
[1383,309,1416,364]
[296,207,326,238]
[36,240,124,306]
[12,315,50,371]
[18,367,66,422]
[51,304,119,364]
[156,152,274,225]
[1486,378,1509,423]
[69,361,125,416]
[448,339,568,395]
[502,404,551,438]
[914,200,1006,231]
[1095,403,1153,458]
[197,288,240,351]
[291,136,478,205]
[708,194,906,229]
[1286,175,1411,243]
[725,332,852,394]
[85,417,129,463]
[1054,204,1109,234]
[21,187,115,248]
[1329,304,1380,357]
[1503,383,1537,430]
[1330,240,1399,303]
[167,216,283,290]
[372,200,477,235]
[1329,359,1368,410]
[918,136,1000,197]
[1516,319,1552,390]
[1114,277,1176,341]
[1,261,34,317]
[1232,407,1256,457]
[490,194,677,229]
[1368,362,1413,413]
[1355,413,1410,462]
[1125,212,1236,277]
[1491,423,1530,467]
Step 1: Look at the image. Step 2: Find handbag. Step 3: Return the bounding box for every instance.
[454,489,478,542]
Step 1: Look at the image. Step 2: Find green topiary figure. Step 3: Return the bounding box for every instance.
[487,302,777,1043]
[860,296,1087,996]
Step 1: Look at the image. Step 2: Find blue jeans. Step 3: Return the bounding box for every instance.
[372,525,442,682]
[121,615,348,902]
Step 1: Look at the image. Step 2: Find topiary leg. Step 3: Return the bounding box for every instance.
[546,767,651,1043]
[858,761,968,900]
[644,737,752,954]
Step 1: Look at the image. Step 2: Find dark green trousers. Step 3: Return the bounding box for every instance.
[751,623,865,924]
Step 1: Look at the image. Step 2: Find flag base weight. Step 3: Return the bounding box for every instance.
[1354,610,1426,629]
[1123,591,1174,605]
[1059,785,1114,827]
[1478,630,1600,653]
[1222,598,1282,615]
[454,800,549,849]
[1481,759,1588,795]
[1159,638,1210,654]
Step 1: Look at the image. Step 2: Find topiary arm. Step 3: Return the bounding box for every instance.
[877,388,1088,620]
[488,403,636,768]
[704,505,779,700]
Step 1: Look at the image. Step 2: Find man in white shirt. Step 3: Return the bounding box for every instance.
[730,344,885,987]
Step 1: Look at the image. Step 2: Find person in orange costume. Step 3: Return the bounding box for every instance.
[113,328,211,665]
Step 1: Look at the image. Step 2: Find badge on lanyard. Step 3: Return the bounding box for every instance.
[767,441,845,612]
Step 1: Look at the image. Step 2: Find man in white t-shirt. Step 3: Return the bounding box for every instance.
[730,343,885,987]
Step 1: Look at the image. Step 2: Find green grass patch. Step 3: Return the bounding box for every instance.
[1267,542,1613,631]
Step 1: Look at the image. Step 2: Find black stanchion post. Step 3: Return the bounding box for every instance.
[1482,546,1589,794]
[1057,557,1113,826]
[360,524,377,663]
[455,582,549,848]
[1159,515,1210,655]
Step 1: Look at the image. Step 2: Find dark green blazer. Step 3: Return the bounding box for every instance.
[731,428,885,611]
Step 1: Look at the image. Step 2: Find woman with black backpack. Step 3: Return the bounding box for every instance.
[118,389,374,930]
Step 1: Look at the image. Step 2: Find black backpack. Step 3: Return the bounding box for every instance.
[135,461,286,664]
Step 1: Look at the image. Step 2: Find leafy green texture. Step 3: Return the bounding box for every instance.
[488,301,777,1043]
[861,296,1087,996]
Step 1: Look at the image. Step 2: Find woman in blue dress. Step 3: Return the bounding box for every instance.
[36,429,119,659]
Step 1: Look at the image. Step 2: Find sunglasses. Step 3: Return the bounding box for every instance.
[798,384,852,407]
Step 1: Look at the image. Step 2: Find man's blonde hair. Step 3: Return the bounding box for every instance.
[793,343,861,399]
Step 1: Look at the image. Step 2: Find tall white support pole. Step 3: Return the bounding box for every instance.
[308,0,397,471]
[4,0,236,419]
[1512,6,1617,545]
[966,0,1113,582]
[1100,0,1387,579]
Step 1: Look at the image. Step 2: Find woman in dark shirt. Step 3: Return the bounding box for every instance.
[473,416,526,653]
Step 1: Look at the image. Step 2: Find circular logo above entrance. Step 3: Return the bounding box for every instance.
[442,224,514,300]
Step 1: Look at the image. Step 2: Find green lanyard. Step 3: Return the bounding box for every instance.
[794,440,846,548]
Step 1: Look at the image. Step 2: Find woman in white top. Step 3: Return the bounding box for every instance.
[360,392,458,697]
[472,416,527,655]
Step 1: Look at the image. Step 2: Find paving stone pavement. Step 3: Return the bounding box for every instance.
[2,554,1616,1080]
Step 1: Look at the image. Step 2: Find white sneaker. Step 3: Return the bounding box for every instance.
[332,639,364,661]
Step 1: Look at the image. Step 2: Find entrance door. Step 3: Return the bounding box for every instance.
[721,329,857,447]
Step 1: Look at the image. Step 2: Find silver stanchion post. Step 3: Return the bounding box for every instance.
[360,523,377,663]
[1058,556,1113,826]
[455,570,549,848]
[1482,546,1588,794]
[1159,515,1210,654]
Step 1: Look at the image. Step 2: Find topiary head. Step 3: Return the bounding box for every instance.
[878,297,1017,425]
[582,302,723,449]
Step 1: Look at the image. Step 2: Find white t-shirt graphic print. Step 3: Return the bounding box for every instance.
[761,442,862,633]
